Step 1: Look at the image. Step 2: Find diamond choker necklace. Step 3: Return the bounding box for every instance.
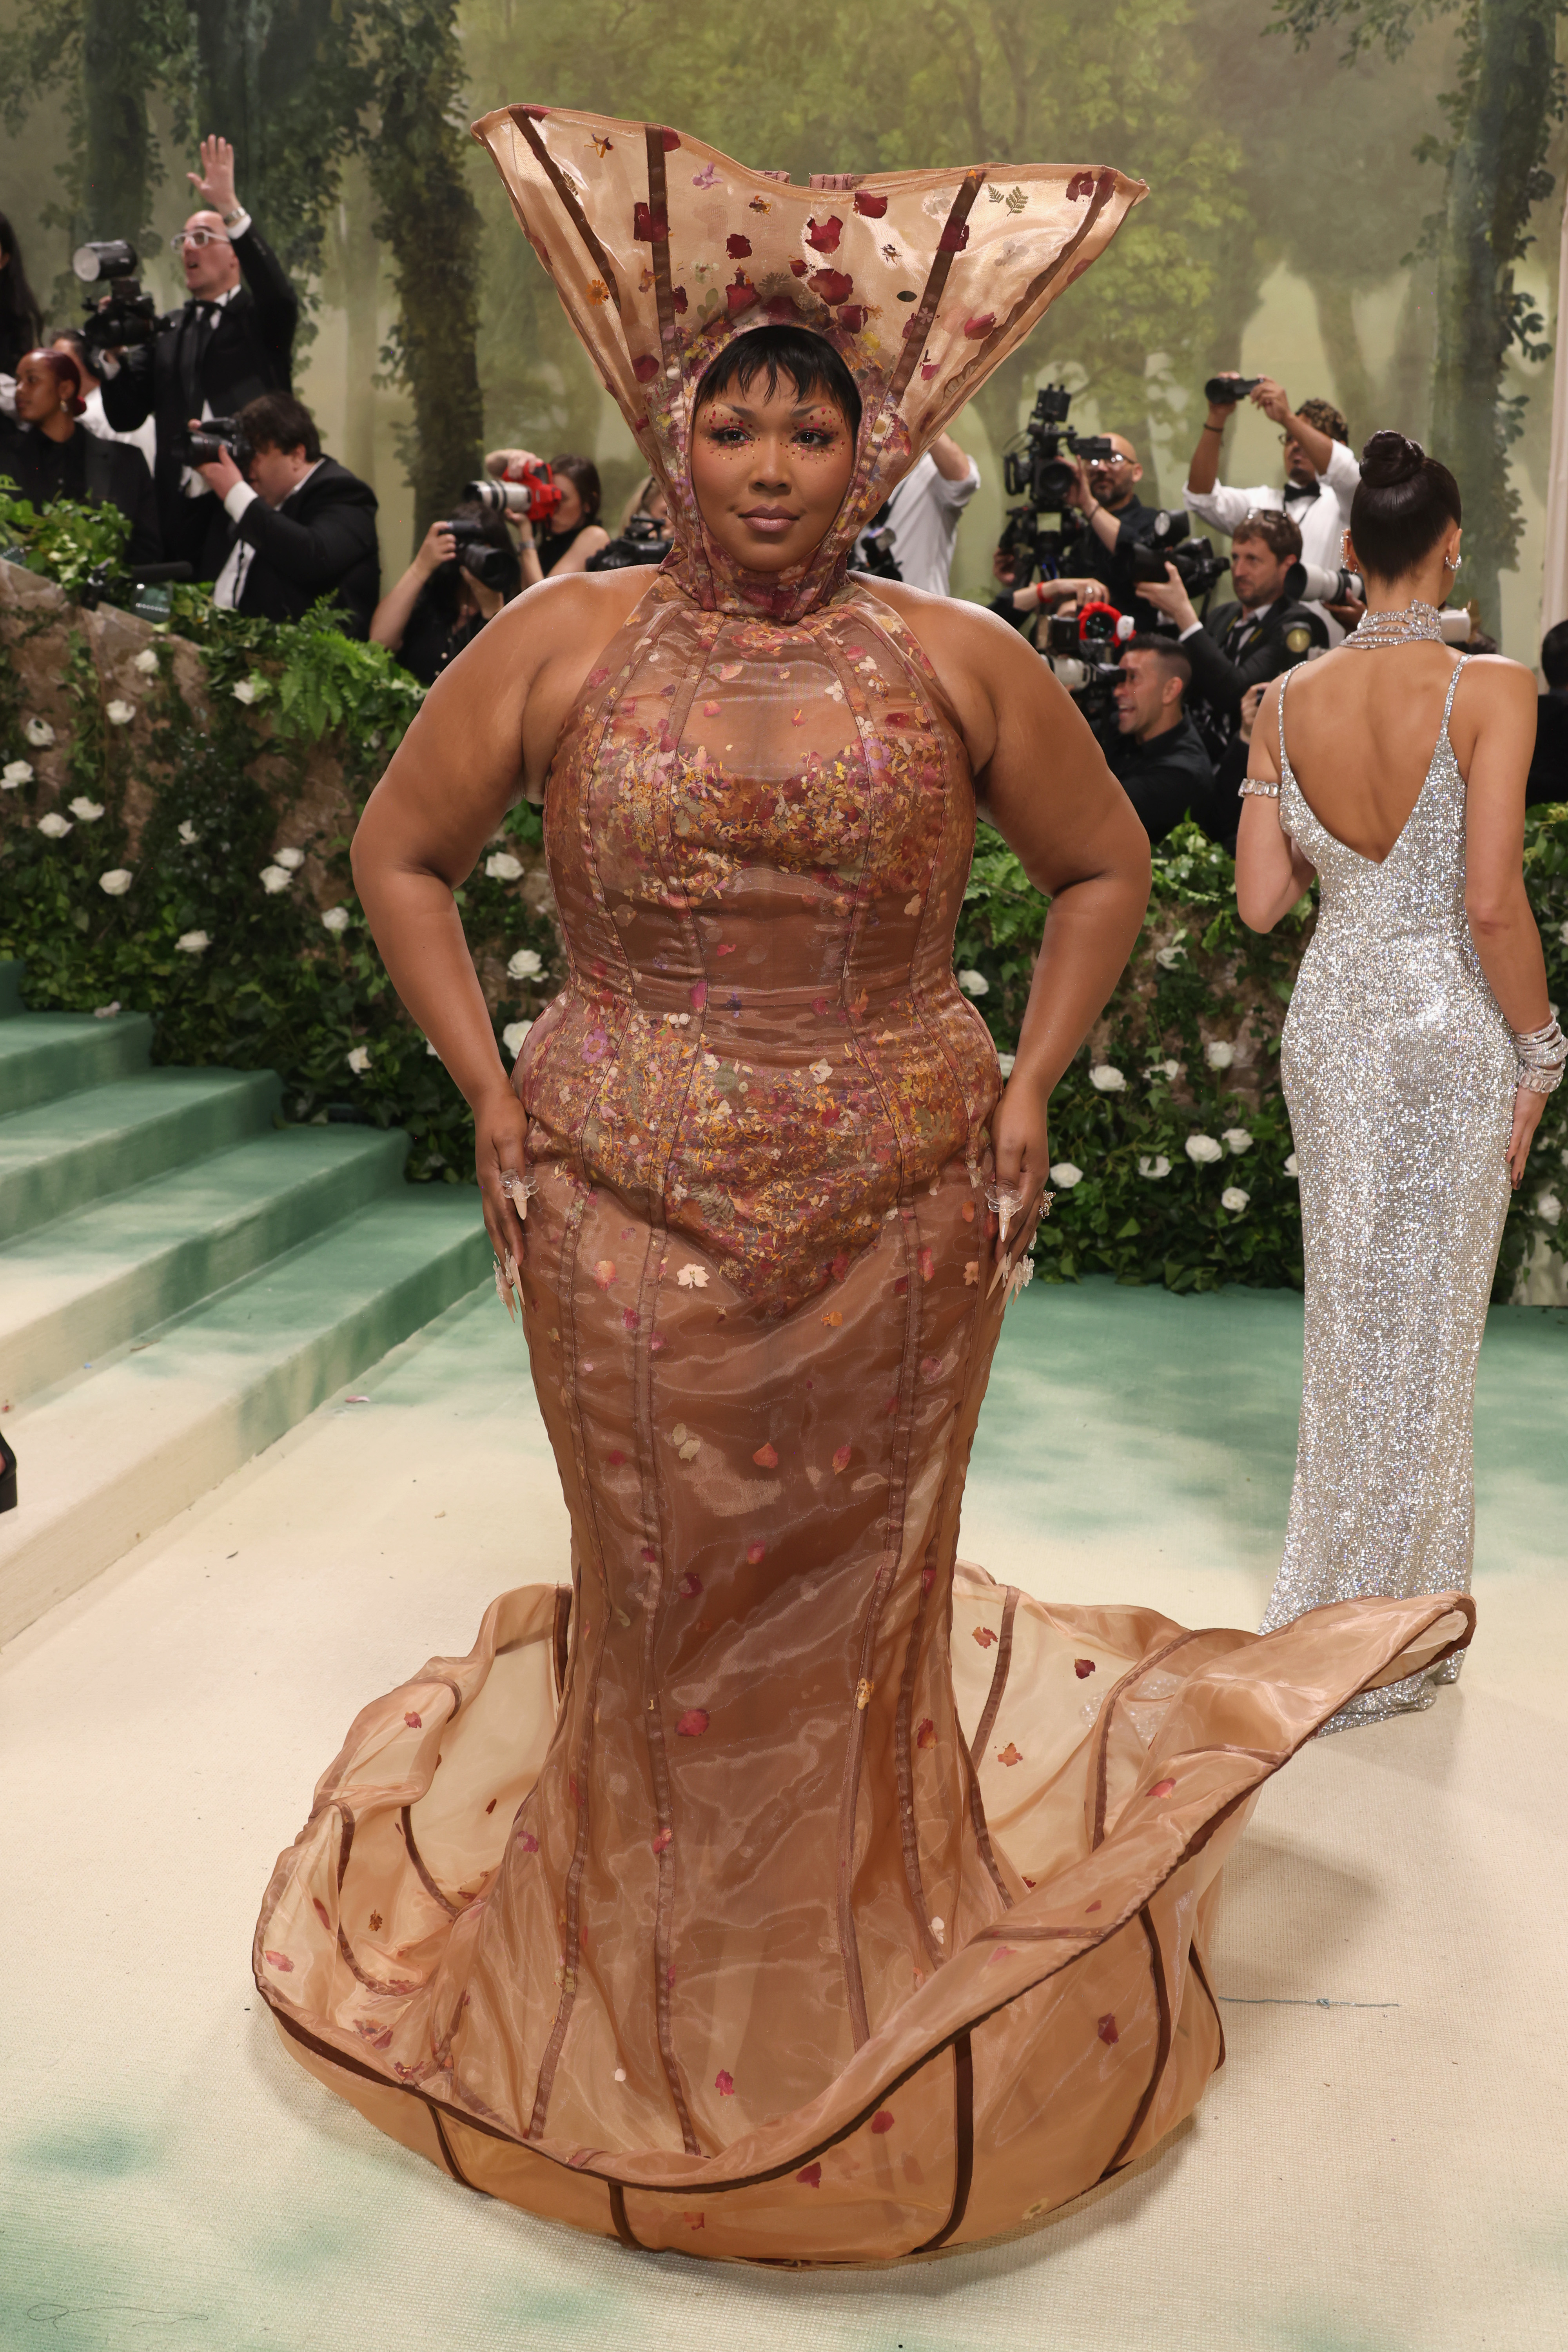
[1345,599,1446,648]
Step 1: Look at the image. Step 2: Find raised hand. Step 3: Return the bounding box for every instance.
[187,134,238,218]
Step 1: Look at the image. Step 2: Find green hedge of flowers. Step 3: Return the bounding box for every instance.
[2,492,1564,1293]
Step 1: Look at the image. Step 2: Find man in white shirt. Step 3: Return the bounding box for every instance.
[878,426,979,596]
[1184,377,1361,639]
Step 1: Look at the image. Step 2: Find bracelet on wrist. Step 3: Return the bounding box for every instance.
[1202,420,1225,435]
[1514,1013,1566,1094]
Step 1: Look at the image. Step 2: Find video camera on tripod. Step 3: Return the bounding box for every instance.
[72,241,164,356]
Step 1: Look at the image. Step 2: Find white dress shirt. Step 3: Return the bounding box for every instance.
[881,450,981,597]
[1183,437,1360,640]
[212,459,322,610]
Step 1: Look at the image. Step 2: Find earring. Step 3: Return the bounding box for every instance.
[1444,553,1461,572]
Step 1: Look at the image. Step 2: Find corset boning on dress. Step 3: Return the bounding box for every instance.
[520,573,999,1316]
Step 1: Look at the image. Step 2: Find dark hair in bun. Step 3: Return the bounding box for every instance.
[1350,430,1461,582]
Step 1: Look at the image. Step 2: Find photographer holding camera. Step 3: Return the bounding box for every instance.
[1186,375,1360,637]
[194,392,379,636]
[98,136,298,578]
[371,500,520,684]
[1140,507,1327,762]
[1056,434,1169,625]
[1103,635,1216,848]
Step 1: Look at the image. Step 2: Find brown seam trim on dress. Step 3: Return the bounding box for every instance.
[971,1586,1019,1763]
[1099,1902,1173,2180]
[893,1542,944,1972]
[334,1924,419,1997]
[882,170,984,416]
[913,2032,975,2252]
[427,2100,486,2194]
[552,1585,572,1705]
[268,1765,1254,2203]
[1187,1937,1226,2072]
[400,1808,461,1920]
[527,1186,610,2138]
[956,1715,1010,1906]
[334,1806,355,1894]
[939,173,1118,407]
[510,109,622,313]
[635,1216,703,2160]
[609,2179,644,2250]
[644,127,677,361]
[1089,1628,1212,1852]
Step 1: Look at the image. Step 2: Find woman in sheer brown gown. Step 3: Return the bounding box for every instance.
[254,109,1475,2263]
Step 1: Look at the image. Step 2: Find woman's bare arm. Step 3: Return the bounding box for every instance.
[1457,658,1552,1181]
[350,567,652,1261]
[1235,676,1316,931]
[878,585,1151,1241]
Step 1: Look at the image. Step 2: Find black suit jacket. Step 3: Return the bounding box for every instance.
[1059,496,1169,628]
[228,458,380,637]
[100,223,298,568]
[1528,691,1568,808]
[1104,711,1216,848]
[1183,597,1327,759]
[0,420,161,568]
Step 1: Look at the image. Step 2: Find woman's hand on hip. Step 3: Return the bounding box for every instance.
[991,1073,1051,1261]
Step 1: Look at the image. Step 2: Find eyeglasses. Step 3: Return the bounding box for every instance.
[170,229,232,252]
[1093,453,1132,466]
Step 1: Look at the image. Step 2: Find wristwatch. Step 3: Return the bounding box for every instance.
[222,205,245,229]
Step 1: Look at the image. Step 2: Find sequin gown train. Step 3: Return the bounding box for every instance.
[1260,658,1513,1730]
[253,108,1475,2261]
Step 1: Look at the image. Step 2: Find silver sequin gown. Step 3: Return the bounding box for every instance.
[1261,655,1515,1730]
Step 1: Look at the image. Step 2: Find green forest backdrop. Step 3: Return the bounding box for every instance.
[4,0,1568,652]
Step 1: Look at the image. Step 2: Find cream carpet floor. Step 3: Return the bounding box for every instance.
[3,1278,1564,2352]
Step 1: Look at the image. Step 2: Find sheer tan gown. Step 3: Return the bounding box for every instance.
[253,107,1475,2263]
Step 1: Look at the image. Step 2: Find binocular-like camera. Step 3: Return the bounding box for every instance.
[73,241,162,354]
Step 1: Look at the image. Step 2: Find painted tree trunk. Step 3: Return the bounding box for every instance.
[80,0,151,249]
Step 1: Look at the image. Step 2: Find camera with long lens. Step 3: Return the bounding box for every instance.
[1202,374,1263,407]
[172,416,252,472]
[1130,515,1231,604]
[1041,601,1132,725]
[1284,559,1364,608]
[587,512,674,572]
[465,461,564,528]
[73,241,163,354]
[445,519,519,594]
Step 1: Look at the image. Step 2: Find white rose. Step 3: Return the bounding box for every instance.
[1221,1186,1250,1213]
[1558,920,1568,946]
[503,1019,534,1057]
[956,968,989,997]
[68,797,105,822]
[425,1038,441,1058]
[1185,1133,1223,1165]
[1145,1058,1180,1082]
[346,1045,372,1074]
[24,718,55,746]
[37,812,73,838]
[1048,1161,1083,1188]
[1139,1154,1171,1180]
[98,868,133,896]
[275,846,305,871]
[260,864,292,893]
[1204,1040,1235,1070]
[506,947,544,981]
[486,851,525,882]
[231,677,264,705]
[1089,1063,1125,1093]
[1222,1127,1253,1154]
[93,1000,120,1018]
[1538,1192,1563,1227]
[132,647,160,675]
[1284,1151,1299,1177]
[105,699,136,726]
[1154,944,1185,969]
[175,929,210,955]
[996,1051,1016,1078]
[321,906,350,935]
[2,760,33,788]
[177,819,199,844]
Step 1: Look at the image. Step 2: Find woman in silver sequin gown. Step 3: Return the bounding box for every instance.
[1238,434,1553,1733]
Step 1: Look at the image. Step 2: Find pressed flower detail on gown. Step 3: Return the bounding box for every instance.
[254,106,1476,2265]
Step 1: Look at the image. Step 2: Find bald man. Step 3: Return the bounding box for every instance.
[1057,432,1169,629]
[100,134,298,578]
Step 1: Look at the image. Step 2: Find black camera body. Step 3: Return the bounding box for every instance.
[445,519,517,594]
[1042,604,1126,725]
[586,513,675,572]
[73,241,164,355]
[1203,374,1262,407]
[1130,519,1230,603]
[173,417,253,473]
[1001,384,1118,587]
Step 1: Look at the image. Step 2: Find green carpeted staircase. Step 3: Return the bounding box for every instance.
[0,959,489,1646]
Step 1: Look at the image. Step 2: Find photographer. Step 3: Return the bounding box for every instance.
[196,392,378,637]
[0,348,160,566]
[878,424,979,596]
[989,537,1109,633]
[1103,636,1216,848]
[588,473,675,570]
[99,135,298,577]
[1055,434,1168,626]
[484,448,610,579]
[371,500,519,685]
[1140,508,1326,759]
[1186,375,1360,636]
